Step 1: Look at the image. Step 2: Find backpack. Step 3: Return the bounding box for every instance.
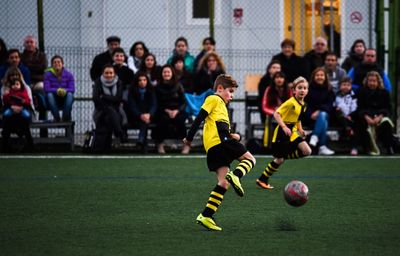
[82,129,95,153]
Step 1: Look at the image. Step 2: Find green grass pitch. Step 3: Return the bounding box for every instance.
[1,156,399,256]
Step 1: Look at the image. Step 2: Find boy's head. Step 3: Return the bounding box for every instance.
[339,77,352,94]
[214,74,238,103]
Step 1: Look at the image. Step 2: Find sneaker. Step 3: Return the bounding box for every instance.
[157,143,166,154]
[309,135,319,147]
[196,213,222,231]
[318,145,335,155]
[225,171,244,197]
[256,179,274,190]
[350,148,358,156]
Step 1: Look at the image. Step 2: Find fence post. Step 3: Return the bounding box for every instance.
[208,0,214,39]
[37,0,45,52]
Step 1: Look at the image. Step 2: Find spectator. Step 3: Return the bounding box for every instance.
[126,71,157,153]
[261,71,292,148]
[193,37,216,71]
[355,71,395,155]
[348,48,392,93]
[271,39,308,84]
[305,67,335,155]
[153,64,189,154]
[1,77,33,152]
[127,41,149,74]
[194,51,226,94]
[334,77,358,155]
[90,36,121,82]
[257,60,281,123]
[341,39,366,72]
[92,64,126,145]
[323,52,347,94]
[139,52,161,87]
[171,55,194,93]
[303,37,329,79]
[0,38,7,66]
[167,37,195,74]
[112,47,134,101]
[44,55,75,122]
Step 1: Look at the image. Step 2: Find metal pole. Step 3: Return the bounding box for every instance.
[37,0,45,52]
[209,0,214,38]
[330,0,334,52]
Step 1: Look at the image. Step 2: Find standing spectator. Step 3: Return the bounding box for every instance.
[171,55,194,93]
[355,71,395,155]
[0,38,7,66]
[257,60,281,123]
[44,55,75,122]
[348,48,392,93]
[153,65,189,154]
[305,67,335,155]
[112,47,134,102]
[193,37,216,71]
[90,36,121,82]
[323,52,347,94]
[341,39,366,72]
[303,37,329,79]
[194,51,226,94]
[271,39,308,84]
[167,37,195,74]
[127,41,149,74]
[334,77,358,155]
[126,72,157,153]
[139,53,161,87]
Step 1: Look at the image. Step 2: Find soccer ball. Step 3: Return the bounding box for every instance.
[283,180,309,207]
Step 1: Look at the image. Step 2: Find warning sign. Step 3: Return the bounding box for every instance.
[350,11,363,24]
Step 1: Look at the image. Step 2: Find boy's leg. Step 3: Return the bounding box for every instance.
[256,158,283,189]
[225,152,256,197]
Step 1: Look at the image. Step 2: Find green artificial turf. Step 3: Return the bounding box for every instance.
[1,156,399,256]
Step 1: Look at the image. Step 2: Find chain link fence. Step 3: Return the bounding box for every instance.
[1,0,380,143]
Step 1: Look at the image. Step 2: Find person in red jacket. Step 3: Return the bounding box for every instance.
[2,78,31,120]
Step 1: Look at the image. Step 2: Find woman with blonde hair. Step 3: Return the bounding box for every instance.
[193,51,226,95]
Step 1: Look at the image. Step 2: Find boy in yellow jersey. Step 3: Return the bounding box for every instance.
[256,76,312,189]
[183,74,256,231]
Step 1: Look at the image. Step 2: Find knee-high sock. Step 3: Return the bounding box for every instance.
[202,185,227,217]
[233,159,255,178]
[285,149,306,159]
[258,161,281,182]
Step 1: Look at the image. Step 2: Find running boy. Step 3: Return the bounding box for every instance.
[256,76,312,189]
[183,74,256,231]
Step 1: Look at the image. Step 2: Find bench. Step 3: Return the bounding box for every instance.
[30,121,75,151]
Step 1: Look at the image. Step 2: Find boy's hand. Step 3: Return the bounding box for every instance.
[183,138,191,146]
[230,133,241,141]
[282,126,292,136]
[298,129,306,137]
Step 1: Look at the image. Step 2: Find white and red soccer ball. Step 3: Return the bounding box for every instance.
[283,180,309,207]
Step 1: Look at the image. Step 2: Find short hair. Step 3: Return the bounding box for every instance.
[213,74,238,90]
[292,76,308,88]
[314,37,327,46]
[106,36,121,44]
[175,36,189,47]
[340,76,352,84]
[51,55,64,64]
[202,37,216,46]
[171,55,185,66]
[112,47,126,56]
[280,39,295,49]
[7,48,20,58]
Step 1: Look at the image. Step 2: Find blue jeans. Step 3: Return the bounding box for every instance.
[3,107,31,120]
[312,111,329,146]
[47,92,74,121]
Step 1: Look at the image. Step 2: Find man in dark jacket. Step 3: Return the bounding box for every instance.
[90,36,121,82]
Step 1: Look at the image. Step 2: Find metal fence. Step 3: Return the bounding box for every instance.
[1,0,380,142]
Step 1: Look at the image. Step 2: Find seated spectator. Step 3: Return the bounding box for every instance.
[334,77,358,155]
[348,48,392,93]
[303,37,329,79]
[90,36,121,82]
[323,52,347,94]
[271,39,308,84]
[139,53,161,87]
[0,38,7,66]
[126,72,157,153]
[355,71,395,155]
[341,39,366,72]
[304,67,335,155]
[1,77,33,152]
[112,47,134,101]
[193,37,216,71]
[167,37,195,74]
[153,65,189,154]
[257,60,281,123]
[127,41,149,74]
[44,55,75,122]
[194,51,226,94]
[171,55,194,93]
[261,71,292,147]
[92,64,126,147]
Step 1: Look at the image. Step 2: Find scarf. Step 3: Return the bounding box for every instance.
[100,75,118,96]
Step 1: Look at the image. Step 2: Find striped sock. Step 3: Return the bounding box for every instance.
[258,161,280,183]
[233,159,255,178]
[202,185,227,217]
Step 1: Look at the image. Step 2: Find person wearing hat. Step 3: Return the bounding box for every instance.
[90,36,121,82]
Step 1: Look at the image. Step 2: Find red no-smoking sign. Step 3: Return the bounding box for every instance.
[350,11,363,24]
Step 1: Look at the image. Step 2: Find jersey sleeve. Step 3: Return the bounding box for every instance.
[201,95,217,114]
[276,99,292,116]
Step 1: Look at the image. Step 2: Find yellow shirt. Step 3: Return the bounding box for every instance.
[201,95,231,152]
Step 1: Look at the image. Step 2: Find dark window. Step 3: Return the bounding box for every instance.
[193,0,209,18]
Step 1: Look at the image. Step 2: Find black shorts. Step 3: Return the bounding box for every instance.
[206,140,247,172]
[272,136,304,158]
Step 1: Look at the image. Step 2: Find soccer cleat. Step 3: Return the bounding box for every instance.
[225,171,244,197]
[256,179,274,190]
[196,214,222,231]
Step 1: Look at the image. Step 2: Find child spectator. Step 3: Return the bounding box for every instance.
[334,77,358,155]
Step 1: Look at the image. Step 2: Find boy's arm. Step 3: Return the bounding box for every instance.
[185,108,208,142]
[273,111,291,136]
